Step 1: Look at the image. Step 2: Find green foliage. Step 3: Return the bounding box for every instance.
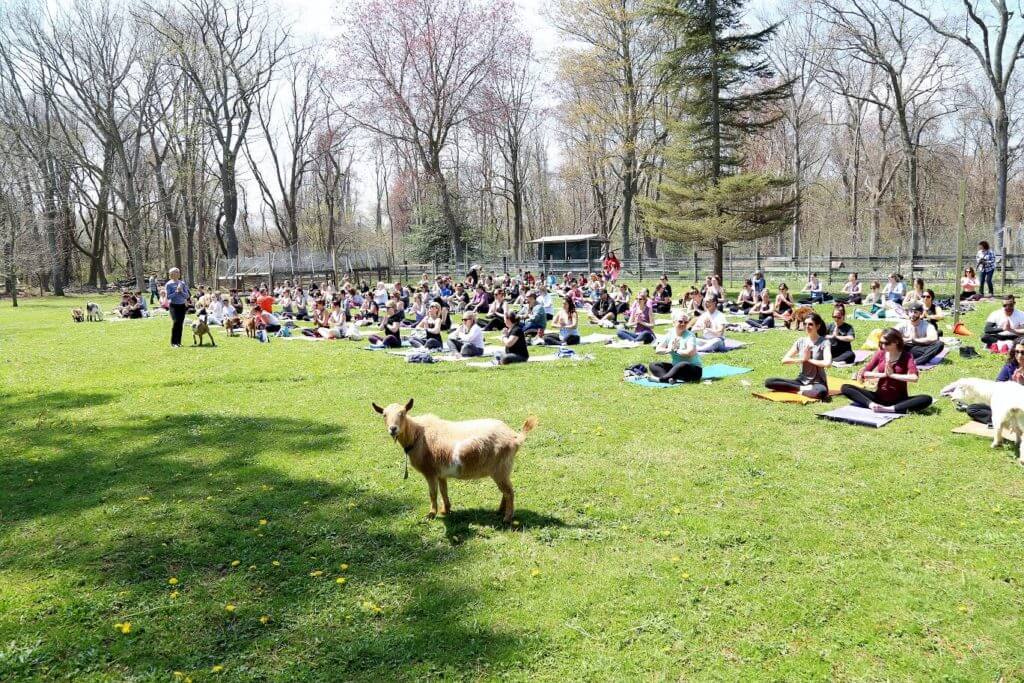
[405,186,481,264]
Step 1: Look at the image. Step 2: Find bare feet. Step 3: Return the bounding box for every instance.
[869,402,894,413]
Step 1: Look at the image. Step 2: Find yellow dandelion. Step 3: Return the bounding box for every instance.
[512,520,520,526]
[248,565,256,571]
[170,590,180,599]
[259,519,268,526]
[137,496,151,501]
[205,496,213,501]
[259,615,270,625]
[309,570,324,577]
[173,673,185,680]
[671,556,681,563]
[681,572,691,580]
[211,664,224,673]
[168,577,179,585]
[271,560,280,567]
[958,605,969,613]
[230,560,240,567]
[336,577,347,585]
[114,621,132,634]
[339,563,349,571]
[530,569,541,577]
[224,603,236,613]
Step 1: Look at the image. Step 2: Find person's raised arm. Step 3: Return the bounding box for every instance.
[781,338,802,365]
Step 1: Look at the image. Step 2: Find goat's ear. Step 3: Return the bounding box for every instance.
[405,398,414,412]
[372,402,384,414]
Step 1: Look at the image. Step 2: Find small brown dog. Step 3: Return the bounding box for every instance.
[191,314,216,346]
[789,305,814,331]
[372,399,538,523]
[244,315,258,339]
[71,308,85,323]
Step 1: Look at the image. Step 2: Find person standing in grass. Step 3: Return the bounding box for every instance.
[148,274,158,304]
[165,267,189,348]
[977,240,996,298]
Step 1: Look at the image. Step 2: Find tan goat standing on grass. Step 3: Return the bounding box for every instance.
[372,399,538,523]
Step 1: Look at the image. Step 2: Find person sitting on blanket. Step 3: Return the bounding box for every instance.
[499,310,530,365]
[447,310,485,357]
[652,283,673,314]
[367,302,404,348]
[617,291,656,344]
[726,279,756,314]
[897,303,945,365]
[981,294,1024,345]
[965,340,1024,425]
[466,284,491,314]
[764,312,832,399]
[589,289,618,327]
[410,301,445,350]
[835,273,862,305]
[919,289,943,325]
[691,295,728,353]
[960,266,979,301]
[842,328,932,414]
[745,288,775,329]
[798,273,825,304]
[703,275,725,302]
[649,312,702,383]
[658,274,673,300]
[827,304,856,364]
[903,278,926,308]
[773,283,794,325]
[521,291,547,340]
[883,273,905,305]
[481,289,510,331]
[863,280,882,307]
[543,298,581,346]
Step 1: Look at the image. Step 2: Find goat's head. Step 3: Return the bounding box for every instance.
[372,398,415,440]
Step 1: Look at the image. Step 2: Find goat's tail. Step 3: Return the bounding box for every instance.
[516,416,539,444]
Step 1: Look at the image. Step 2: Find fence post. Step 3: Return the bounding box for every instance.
[827,250,833,286]
[268,252,275,290]
[692,251,698,283]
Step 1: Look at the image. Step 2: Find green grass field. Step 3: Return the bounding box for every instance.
[2,292,1023,681]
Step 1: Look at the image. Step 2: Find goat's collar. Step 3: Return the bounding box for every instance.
[398,426,422,454]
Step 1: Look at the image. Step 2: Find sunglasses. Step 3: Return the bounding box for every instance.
[1015,350,1024,355]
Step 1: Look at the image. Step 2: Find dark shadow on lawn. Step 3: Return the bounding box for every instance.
[0,390,543,680]
[441,507,574,544]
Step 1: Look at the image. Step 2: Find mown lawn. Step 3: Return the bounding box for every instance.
[1,291,1022,681]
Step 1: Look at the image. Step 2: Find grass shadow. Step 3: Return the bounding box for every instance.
[0,390,544,680]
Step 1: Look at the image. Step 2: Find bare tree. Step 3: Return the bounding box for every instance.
[145,0,289,259]
[337,0,514,264]
[891,0,1024,262]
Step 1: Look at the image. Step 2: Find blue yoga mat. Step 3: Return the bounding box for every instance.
[626,364,752,388]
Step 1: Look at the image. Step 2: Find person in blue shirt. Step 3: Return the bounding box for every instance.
[977,240,996,298]
[165,267,190,347]
[649,312,702,383]
[753,271,766,295]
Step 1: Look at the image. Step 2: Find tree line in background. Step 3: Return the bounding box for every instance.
[1,0,1023,299]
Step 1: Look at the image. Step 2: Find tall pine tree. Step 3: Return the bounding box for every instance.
[642,0,795,278]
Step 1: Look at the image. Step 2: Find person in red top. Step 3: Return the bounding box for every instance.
[603,251,621,282]
[256,287,275,313]
[841,328,932,414]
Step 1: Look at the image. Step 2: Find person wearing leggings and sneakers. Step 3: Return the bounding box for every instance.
[841,328,933,414]
[500,311,530,365]
[764,312,832,399]
[649,312,702,383]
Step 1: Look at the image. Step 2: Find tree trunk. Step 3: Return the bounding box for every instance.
[994,103,1009,259]
[221,150,240,258]
[4,229,16,307]
[712,239,724,280]
[621,157,635,261]
[432,167,463,263]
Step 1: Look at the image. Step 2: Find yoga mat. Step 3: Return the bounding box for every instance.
[577,333,615,345]
[752,391,818,405]
[827,377,863,397]
[702,364,753,380]
[465,354,591,369]
[606,340,644,349]
[952,421,1019,443]
[833,350,872,367]
[918,346,951,370]
[817,405,903,428]
[625,377,680,388]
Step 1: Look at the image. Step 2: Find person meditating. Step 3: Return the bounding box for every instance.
[981,294,1024,345]
[499,311,530,365]
[691,295,727,352]
[617,291,656,344]
[842,328,932,414]
[826,304,856,364]
[764,312,832,399]
[543,298,581,346]
[649,312,702,383]
[898,303,945,365]
[447,310,485,357]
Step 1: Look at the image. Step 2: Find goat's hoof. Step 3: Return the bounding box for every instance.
[440,507,451,516]
[426,511,436,520]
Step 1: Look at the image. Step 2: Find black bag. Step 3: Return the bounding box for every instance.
[959,346,979,359]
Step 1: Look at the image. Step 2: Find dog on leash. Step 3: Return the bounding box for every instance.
[941,378,1024,462]
[191,312,216,346]
[71,308,85,323]
[86,302,103,321]
[372,399,538,523]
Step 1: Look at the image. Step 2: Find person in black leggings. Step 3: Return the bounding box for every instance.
[368,303,404,348]
[500,311,529,365]
[648,313,703,383]
[764,312,832,399]
[826,304,856,364]
[165,267,189,347]
[841,328,932,413]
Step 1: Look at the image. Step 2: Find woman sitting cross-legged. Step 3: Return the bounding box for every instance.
[499,311,530,365]
[543,298,581,346]
[841,328,933,414]
[826,304,856,364]
[481,289,510,331]
[446,310,485,357]
[367,302,404,348]
[745,288,775,329]
[410,301,445,350]
[616,291,656,344]
[648,312,702,383]
[763,312,832,400]
[966,339,1024,425]
[588,289,618,327]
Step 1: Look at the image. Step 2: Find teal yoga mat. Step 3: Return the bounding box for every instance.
[626,364,752,388]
